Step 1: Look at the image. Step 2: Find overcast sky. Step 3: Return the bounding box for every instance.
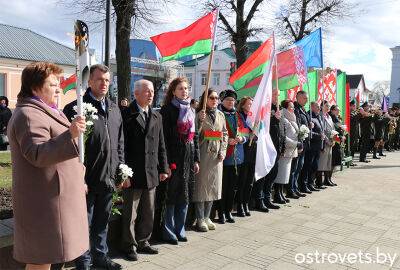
[1,0,399,88]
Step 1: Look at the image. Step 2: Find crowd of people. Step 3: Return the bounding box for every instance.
[5,61,399,270]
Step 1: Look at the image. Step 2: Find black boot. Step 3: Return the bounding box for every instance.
[225,211,235,223]
[315,172,326,189]
[273,184,286,204]
[243,203,251,216]
[264,198,280,209]
[217,209,226,224]
[323,172,335,186]
[255,200,269,212]
[373,148,380,159]
[379,146,386,156]
[236,203,245,217]
[280,185,290,203]
[286,189,300,199]
[327,171,337,186]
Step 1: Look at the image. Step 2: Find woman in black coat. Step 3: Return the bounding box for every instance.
[0,96,12,150]
[329,105,345,171]
[159,77,200,244]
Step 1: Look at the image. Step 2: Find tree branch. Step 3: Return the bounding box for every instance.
[219,11,236,36]
[244,0,263,27]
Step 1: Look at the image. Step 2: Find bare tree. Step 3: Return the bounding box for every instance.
[204,0,270,67]
[60,0,168,100]
[276,0,356,44]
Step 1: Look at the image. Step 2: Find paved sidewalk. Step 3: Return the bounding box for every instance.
[111,153,400,270]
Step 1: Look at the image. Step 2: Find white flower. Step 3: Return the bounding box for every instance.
[119,164,133,181]
[298,125,310,141]
[73,102,99,128]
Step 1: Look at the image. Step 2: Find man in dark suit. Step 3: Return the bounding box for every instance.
[121,79,169,261]
[309,102,326,189]
[64,64,125,270]
[359,103,374,162]
[292,91,314,194]
[349,100,360,158]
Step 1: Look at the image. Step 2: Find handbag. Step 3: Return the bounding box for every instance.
[0,134,9,145]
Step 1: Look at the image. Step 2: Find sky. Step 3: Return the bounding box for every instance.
[0,0,399,89]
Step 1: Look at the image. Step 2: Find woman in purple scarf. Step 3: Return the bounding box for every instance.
[159,77,200,244]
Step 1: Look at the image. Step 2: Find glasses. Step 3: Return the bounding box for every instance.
[209,96,219,100]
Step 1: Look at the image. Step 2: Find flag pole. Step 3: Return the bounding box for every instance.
[202,9,219,111]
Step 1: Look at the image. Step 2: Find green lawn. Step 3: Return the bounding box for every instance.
[0,151,12,189]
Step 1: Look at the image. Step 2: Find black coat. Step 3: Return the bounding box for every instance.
[310,111,324,151]
[123,100,168,190]
[160,103,200,205]
[63,89,125,191]
[294,102,313,150]
[374,115,390,141]
[359,114,374,139]
[330,113,343,167]
[270,104,282,155]
[0,106,12,135]
[350,110,360,139]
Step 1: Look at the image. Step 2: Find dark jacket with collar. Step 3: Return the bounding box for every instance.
[294,102,311,150]
[63,88,125,191]
[123,100,168,189]
[310,111,324,151]
[270,103,282,155]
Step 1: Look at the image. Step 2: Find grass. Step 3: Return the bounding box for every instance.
[0,151,12,189]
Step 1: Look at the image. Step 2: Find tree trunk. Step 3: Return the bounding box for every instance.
[112,0,134,101]
[234,35,248,68]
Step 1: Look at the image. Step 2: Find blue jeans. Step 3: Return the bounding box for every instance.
[162,203,188,241]
[288,157,299,193]
[291,152,305,192]
[75,188,113,268]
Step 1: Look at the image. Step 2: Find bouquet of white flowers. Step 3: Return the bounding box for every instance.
[298,125,310,141]
[73,102,99,143]
[115,164,133,187]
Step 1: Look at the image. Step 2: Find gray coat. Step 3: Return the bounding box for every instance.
[193,110,228,202]
[318,113,334,171]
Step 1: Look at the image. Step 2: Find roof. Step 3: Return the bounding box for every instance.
[0,23,75,66]
[347,74,363,89]
[182,41,262,67]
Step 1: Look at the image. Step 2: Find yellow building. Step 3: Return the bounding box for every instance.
[0,23,79,109]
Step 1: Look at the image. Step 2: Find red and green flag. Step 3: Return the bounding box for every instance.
[276,46,307,91]
[60,74,77,94]
[150,10,218,62]
[229,36,274,99]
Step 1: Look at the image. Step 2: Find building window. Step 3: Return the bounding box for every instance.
[214,58,219,65]
[212,73,220,86]
[0,73,5,96]
[226,73,231,85]
[201,73,207,86]
[185,73,193,86]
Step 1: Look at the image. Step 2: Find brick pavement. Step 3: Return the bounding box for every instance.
[88,152,400,269]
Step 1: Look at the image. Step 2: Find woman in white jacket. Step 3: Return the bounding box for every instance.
[274,100,302,204]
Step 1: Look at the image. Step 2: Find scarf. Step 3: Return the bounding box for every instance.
[31,96,61,115]
[206,107,217,124]
[171,97,195,142]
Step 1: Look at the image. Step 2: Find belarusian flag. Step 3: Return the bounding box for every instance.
[277,46,307,91]
[229,36,274,99]
[150,10,218,62]
[60,74,77,94]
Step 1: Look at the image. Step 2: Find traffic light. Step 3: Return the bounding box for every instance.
[230,62,236,75]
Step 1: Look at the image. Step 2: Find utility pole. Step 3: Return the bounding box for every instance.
[104,0,111,67]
